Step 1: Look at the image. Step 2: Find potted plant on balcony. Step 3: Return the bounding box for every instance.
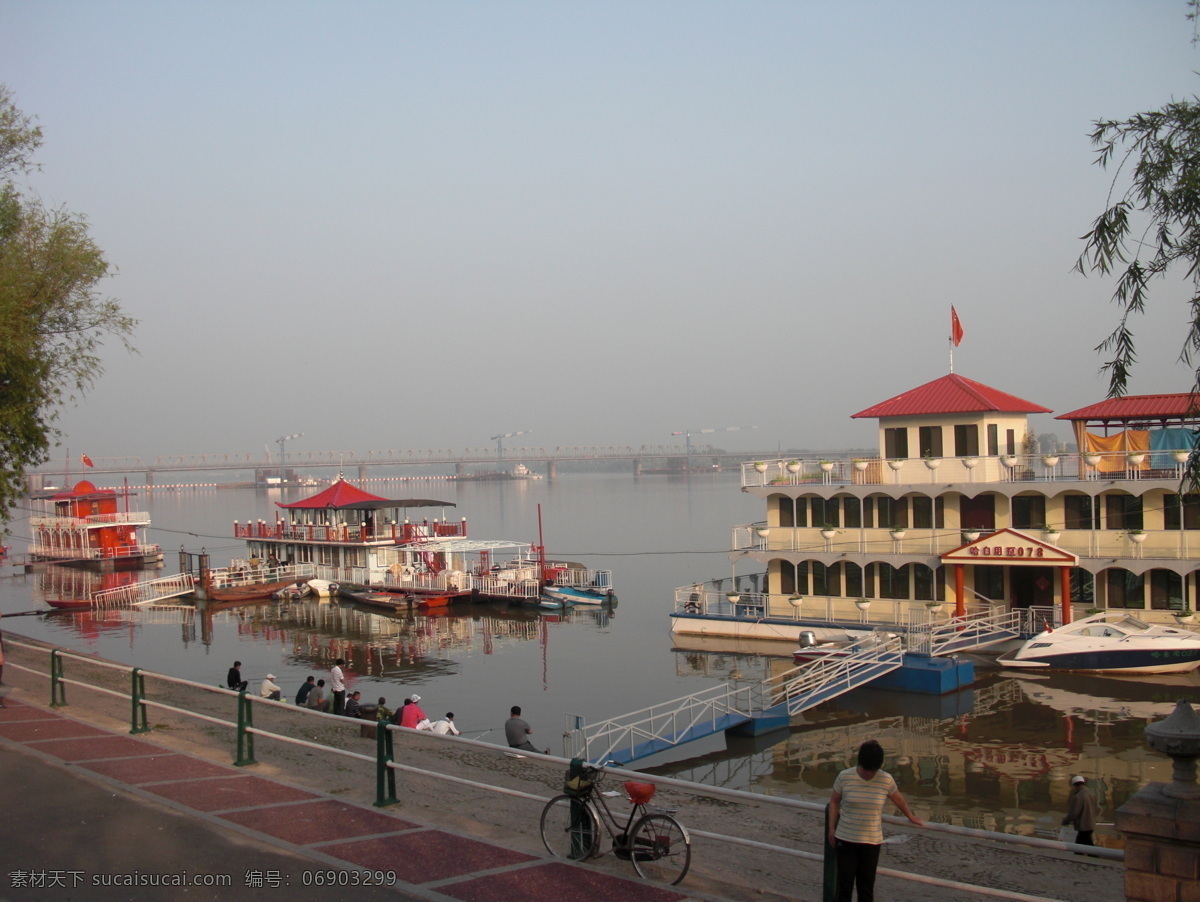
[889,525,907,539]
[1126,452,1147,466]
[1085,607,1105,617]
[1082,452,1101,467]
[819,460,836,473]
[961,456,979,469]
[1174,606,1196,625]
[754,525,770,539]
[924,600,944,614]
[1041,453,1060,468]
[725,590,741,603]
[1000,454,1018,468]
[786,460,801,473]
[1173,449,1191,464]
[854,597,871,611]
[1127,528,1147,543]
[852,458,870,472]
[820,524,838,540]
[923,453,941,470]
[1041,525,1062,542]
[753,461,768,473]
[886,459,905,470]
[961,529,981,543]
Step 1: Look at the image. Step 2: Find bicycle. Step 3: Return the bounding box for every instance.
[539,762,691,885]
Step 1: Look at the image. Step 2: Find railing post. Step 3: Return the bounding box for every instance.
[234,691,256,766]
[49,649,66,707]
[375,721,398,807]
[130,667,150,734]
[823,803,837,902]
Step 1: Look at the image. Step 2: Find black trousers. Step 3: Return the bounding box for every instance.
[332,690,346,716]
[835,840,882,902]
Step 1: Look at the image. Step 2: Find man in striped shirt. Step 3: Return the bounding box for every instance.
[828,739,924,901]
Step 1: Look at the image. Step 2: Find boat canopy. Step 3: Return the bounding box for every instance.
[276,477,454,512]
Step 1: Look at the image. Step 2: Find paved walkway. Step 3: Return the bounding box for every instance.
[0,697,717,902]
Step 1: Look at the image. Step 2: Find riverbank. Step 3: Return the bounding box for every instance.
[0,634,1123,902]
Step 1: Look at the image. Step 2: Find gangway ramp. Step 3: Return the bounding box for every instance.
[765,634,905,716]
[575,635,905,765]
[93,573,195,607]
[922,610,1021,656]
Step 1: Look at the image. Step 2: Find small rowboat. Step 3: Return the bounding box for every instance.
[415,594,453,609]
[272,581,312,601]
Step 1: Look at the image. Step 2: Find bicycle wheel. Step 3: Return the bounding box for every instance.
[629,813,691,885]
[540,794,602,861]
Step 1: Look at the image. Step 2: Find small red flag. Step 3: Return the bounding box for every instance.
[951,306,964,347]
[81,453,94,468]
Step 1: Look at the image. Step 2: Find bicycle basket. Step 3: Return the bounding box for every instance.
[563,758,594,798]
[624,781,656,805]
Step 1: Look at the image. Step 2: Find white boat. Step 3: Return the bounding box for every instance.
[307,579,340,598]
[542,585,612,606]
[997,613,1200,674]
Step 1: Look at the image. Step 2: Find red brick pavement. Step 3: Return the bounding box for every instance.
[0,698,701,901]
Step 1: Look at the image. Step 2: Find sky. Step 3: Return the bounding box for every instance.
[7,1,1200,466]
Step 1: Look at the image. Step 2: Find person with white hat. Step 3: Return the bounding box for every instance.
[1062,776,1098,847]
[259,673,282,701]
[400,693,430,729]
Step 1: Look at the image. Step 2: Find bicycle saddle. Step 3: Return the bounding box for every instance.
[624,781,656,804]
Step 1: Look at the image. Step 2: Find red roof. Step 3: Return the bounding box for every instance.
[276,478,392,510]
[276,478,455,511]
[1055,393,1200,422]
[851,374,1051,419]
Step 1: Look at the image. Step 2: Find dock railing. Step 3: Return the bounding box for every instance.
[0,631,1124,902]
[92,572,197,607]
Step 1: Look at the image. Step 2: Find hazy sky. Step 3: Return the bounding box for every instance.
[8,1,1200,465]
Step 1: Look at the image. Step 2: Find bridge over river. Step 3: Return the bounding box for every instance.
[31,445,863,487]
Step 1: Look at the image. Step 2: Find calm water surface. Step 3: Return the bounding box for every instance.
[2,471,1189,843]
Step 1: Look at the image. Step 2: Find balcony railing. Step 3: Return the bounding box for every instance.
[30,511,152,528]
[733,523,1194,561]
[233,519,468,545]
[742,450,1191,489]
[28,543,162,561]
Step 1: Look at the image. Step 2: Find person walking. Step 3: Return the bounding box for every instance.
[828,739,925,902]
[330,658,346,716]
[505,705,547,754]
[1062,776,1098,847]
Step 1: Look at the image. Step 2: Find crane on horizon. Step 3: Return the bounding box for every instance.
[670,426,758,472]
[491,430,531,464]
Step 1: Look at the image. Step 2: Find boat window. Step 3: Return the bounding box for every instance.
[884,428,909,460]
[918,426,943,459]
[1105,569,1145,609]
[1011,495,1046,531]
[1114,616,1150,632]
[1064,495,1098,530]
[1104,495,1144,531]
[1163,494,1200,530]
[954,424,979,457]
[1150,570,1185,610]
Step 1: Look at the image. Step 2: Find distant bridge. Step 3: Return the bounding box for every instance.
[31,445,859,485]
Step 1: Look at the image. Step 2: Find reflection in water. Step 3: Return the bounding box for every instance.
[663,644,1198,846]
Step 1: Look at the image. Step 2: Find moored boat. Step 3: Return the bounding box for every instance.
[542,585,612,606]
[997,613,1200,674]
[272,581,312,601]
[26,480,163,571]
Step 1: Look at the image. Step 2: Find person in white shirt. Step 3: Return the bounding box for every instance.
[259,674,282,701]
[330,658,346,715]
[431,712,461,735]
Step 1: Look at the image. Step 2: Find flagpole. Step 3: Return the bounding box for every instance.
[949,336,954,374]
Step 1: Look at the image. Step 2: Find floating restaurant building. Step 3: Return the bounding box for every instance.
[675,373,1200,639]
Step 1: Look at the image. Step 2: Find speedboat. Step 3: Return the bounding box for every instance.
[542,585,612,606]
[272,581,312,601]
[997,613,1200,674]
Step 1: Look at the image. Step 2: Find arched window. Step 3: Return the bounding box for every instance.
[1105,568,1144,609]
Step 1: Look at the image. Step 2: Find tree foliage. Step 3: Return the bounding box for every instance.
[0,86,136,517]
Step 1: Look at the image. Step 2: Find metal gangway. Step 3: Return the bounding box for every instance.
[93,573,197,607]
[918,609,1023,656]
[571,633,906,765]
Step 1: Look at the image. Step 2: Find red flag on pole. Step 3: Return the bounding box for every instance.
[950,306,964,347]
[81,453,94,468]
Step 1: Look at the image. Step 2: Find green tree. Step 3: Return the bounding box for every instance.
[0,86,135,517]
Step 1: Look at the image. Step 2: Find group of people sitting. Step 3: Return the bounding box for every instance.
[224,662,459,734]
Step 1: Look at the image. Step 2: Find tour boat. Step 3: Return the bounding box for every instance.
[27,480,163,571]
[997,614,1200,674]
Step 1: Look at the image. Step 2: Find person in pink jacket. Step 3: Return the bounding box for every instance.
[399,694,430,729]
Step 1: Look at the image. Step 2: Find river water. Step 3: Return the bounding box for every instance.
[1,470,1187,845]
